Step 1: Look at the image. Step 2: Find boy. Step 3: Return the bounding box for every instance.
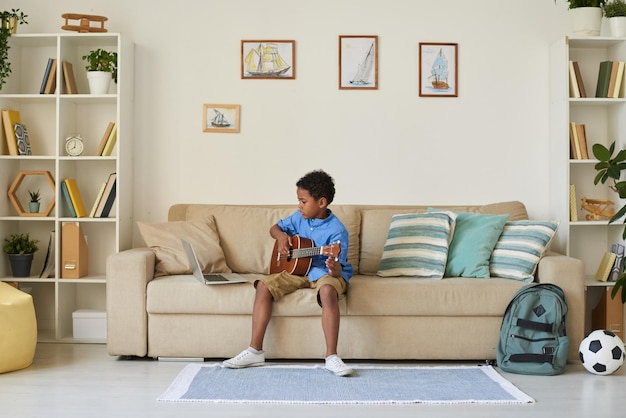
[223,170,354,376]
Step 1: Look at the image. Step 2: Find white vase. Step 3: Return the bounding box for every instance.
[609,16,626,37]
[87,71,112,94]
[569,7,602,37]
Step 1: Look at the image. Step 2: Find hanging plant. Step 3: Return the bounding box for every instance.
[0,8,28,91]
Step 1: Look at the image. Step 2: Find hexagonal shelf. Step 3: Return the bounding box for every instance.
[7,170,56,217]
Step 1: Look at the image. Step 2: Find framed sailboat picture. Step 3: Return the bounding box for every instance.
[419,43,458,97]
[241,40,295,79]
[202,104,240,133]
[339,35,378,90]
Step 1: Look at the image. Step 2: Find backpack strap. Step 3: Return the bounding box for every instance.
[509,353,554,364]
[516,318,553,333]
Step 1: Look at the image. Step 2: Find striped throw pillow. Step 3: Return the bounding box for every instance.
[489,220,559,281]
[377,212,457,278]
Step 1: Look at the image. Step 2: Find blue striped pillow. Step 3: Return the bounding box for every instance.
[377,212,457,279]
[489,220,559,281]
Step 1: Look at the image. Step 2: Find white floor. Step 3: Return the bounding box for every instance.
[0,343,624,418]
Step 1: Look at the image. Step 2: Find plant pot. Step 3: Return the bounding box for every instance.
[29,202,40,213]
[609,17,626,37]
[1,17,17,34]
[570,7,602,36]
[8,253,33,277]
[86,71,112,94]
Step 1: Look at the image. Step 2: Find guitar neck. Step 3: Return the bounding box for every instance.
[291,246,325,259]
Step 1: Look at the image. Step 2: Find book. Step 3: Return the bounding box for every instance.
[608,61,620,100]
[63,178,88,218]
[596,60,613,98]
[96,122,115,156]
[573,61,587,98]
[595,251,617,282]
[44,58,57,94]
[95,173,117,218]
[60,180,77,218]
[609,244,625,282]
[612,61,625,98]
[1,109,21,156]
[89,181,107,217]
[569,184,578,222]
[39,58,54,94]
[570,122,582,159]
[39,230,56,278]
[576,123,589,159]
[101,123,118,156]
[61,222,89,278]
[569,61,580,98]
[62,61,78,94]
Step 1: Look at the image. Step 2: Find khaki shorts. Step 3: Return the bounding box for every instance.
[257,271,348,307]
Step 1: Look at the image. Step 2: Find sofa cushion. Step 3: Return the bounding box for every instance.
[137,216,231,277]
[489,220,559,281]
[377,212,457,279]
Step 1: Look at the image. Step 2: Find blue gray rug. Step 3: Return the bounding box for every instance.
[157,364,534,404]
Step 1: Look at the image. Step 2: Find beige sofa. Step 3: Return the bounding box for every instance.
[106,201,584,362]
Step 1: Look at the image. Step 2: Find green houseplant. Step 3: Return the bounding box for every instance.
[559,0,607,8]
[3,232,39,277]
[603,0,626,36]
[0,8,28,91]
[82,48,117,94]
[593,141,626,302]
[28,189,40,213]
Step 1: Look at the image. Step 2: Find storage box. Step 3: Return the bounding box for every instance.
[72,309,107,339]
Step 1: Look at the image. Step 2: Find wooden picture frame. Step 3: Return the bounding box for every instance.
[419,42,458,97]
[241,40,295,79]
[202,104,240,133]
[339,35,378,90]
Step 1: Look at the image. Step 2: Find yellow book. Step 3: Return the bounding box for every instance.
[569,184,578,222]
[613,61,625,98]
[101,123,117,156]
[595,252,617,282]
[2,109,21,156]
[89,182,107,217]
[63,179,88,218]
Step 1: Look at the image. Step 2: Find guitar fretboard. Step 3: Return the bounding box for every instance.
[291,246,324,259]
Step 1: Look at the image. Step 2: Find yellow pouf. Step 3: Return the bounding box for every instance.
[0,282,37,373]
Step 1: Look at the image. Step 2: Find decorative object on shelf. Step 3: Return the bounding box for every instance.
[82,48,117,93]
[14,123,32,155]
[592,141,626,302]
[202,104,241,133]
[603,0,626,36]
[2,233,39,278]
[7,170,56,217]
[338,35,378,90]
[418,43,458,98]
[241,40,295,79]
[558,1,606,36]
[65,134,84,156]
[28,189,40,213]
[580,197,615,220]
[61,13,107,33]
[0,8,27,91]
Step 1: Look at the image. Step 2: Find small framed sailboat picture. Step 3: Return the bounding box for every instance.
[241,40,295,79]
[202,104,240,133]
[419,43,458,97]
[339,35,378,90]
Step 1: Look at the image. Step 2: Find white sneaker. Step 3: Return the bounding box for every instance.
[325,355,353,377]
[223,348,265,369]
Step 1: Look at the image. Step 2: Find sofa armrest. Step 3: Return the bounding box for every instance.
[536,251,585,362]
[106,247,155,357]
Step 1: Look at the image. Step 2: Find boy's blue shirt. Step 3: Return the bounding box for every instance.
[277,209,353,282]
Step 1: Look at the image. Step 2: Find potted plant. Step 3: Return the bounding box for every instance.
[603,0,626,36]
[0,8,27,91]
[28,189,40,213]
[593,141,626,302]
[3,232,39,277]
[82,48,117,94]
[557,1,607,36]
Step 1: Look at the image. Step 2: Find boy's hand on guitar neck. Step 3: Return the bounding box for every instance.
[325,256,342,278]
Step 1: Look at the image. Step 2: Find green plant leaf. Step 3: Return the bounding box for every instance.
[593,143,611,161]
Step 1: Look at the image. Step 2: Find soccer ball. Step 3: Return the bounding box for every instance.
[579,330,625,375]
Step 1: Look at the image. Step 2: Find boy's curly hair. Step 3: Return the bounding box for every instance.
[296,170,335,204]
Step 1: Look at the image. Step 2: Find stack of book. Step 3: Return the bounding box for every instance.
[569,61,587,98]
[595,243,625,282]
[595,60,625,99]
[40,59,78,94]
[569,122,589,159]
[96,122,117,156]
[61,174,117,218]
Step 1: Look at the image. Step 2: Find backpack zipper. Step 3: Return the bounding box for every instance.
[510,334,555,342]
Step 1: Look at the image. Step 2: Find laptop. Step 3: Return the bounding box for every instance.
[181,239,247,285]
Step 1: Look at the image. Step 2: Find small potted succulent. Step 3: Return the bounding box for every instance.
[82,48,118,94]
[0,8,28,91]
[3,232,39,277]
[603,0,626,36]
[28,189,40,213]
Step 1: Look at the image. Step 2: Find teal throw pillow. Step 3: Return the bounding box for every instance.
[377,211,457,279]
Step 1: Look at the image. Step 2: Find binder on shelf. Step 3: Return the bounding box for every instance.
[596,60,613,98]
[573,61,587,98]
[39,230,56,278]
[63,178,88,218]
[96,122,115,156]
[61,222,88,279]
[101,123,118,156]
[62,61,78,94]
[1,109,21,156]
[60,180,77,218]
[569,184,578,222]
[595,251,617,282]
[43,58,57,94]
[609,243,625,282]
[40,58,54,94]
[95,173,117,218]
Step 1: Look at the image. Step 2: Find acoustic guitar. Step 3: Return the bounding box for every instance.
[269,235,341,276]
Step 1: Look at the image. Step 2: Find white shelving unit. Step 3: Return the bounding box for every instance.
[550,36,626,334]
[0,33,133,343]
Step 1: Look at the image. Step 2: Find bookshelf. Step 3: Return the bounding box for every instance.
[0,33,133,343]
[550,36,626,336]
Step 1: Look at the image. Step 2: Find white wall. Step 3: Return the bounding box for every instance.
[15,0,572,245]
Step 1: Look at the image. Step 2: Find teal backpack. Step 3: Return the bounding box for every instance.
[497,283,569,375]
